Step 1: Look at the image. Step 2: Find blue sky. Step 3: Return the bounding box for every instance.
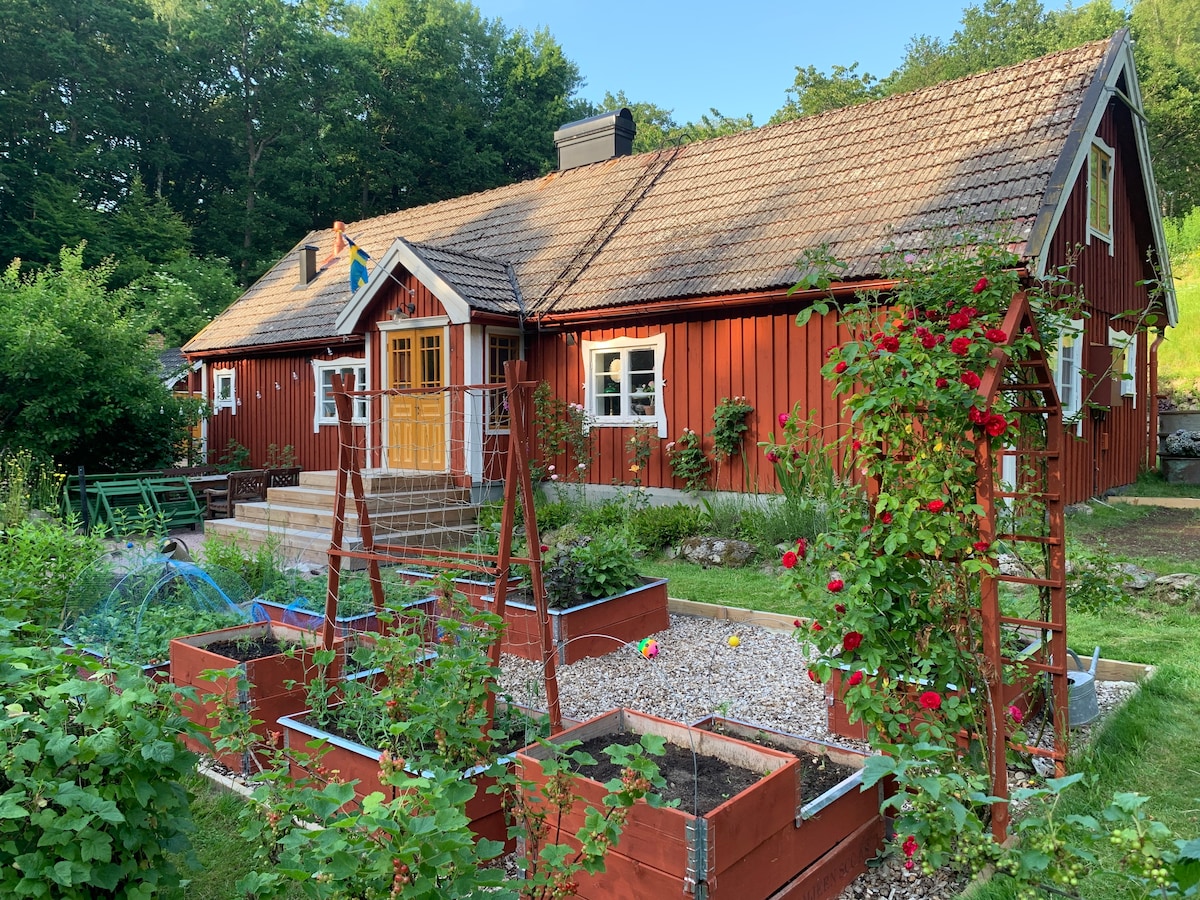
[482,0,1076,125]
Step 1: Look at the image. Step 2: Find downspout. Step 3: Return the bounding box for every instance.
[1148,328,1166,470]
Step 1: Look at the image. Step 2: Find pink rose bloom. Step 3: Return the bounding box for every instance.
[1009,705,1024,723]
[778,412,790,428]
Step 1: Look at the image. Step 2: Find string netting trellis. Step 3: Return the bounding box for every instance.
[321,363,562,731]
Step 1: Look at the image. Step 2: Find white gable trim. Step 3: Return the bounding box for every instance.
[1030,33,1177,326]
[335,236,472,335]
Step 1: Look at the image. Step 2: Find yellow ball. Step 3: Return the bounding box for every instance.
[727,635,741,648]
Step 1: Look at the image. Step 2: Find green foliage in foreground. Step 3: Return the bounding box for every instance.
[0,622,199,898]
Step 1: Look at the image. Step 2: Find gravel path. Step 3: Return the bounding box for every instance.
[498,612,1140,899]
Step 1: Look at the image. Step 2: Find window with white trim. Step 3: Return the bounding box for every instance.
[486,330,522,432]
[1087,139,1113,246]
[312,358,368,430]
[1051,320,1085,433]
[1108,327,1137,405]
[213,369,236,414]
[581,334,667,437]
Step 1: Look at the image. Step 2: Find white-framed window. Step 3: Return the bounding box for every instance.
[486,330,522,433]
[1108,327,1137,405]
[1051,319,1085,434]
[312,357,368,430]
[581,334,667,437]
[1087,138,1114,248]
[212,369,236,414]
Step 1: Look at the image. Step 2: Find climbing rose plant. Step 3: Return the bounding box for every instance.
[767,238,1091,883]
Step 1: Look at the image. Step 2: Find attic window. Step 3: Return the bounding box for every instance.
[581,334,666,437]
[1087,139,1113,247]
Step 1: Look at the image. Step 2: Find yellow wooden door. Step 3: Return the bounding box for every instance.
[386,329,446,471]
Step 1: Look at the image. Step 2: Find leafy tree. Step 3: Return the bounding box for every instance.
[771,63,882,123]
[0,247,201,472]
[130,255,241,346]
[594,91,754,152]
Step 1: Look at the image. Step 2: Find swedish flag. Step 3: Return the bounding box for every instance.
[348,238,370,292]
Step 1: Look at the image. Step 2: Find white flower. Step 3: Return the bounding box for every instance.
[577,463,586,470]
[550,474,559,481]
[547,464,555,472]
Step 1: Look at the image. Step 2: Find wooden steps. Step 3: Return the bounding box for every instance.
[203,470,479,566]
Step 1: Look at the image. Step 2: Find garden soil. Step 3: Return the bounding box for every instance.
[1074,506,1200,559]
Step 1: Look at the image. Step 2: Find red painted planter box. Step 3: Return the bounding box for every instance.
[826,644,1045,742]
[274,699,566,849]
[484,576,669,664]
[516,708,814,900]
[691,715,885,900]
[169,621,344,775]
[254,594,437,636]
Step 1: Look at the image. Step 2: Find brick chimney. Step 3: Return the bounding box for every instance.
[553,108,636,171]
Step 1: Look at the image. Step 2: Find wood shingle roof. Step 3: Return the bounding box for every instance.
[185,36,1119,354]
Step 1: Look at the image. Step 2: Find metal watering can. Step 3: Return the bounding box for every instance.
[1066,647,1101,727]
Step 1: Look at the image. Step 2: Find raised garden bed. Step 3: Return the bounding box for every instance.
[516,707,842,900]
[170,621,343,775]
[484,576,669,664]
[253,592,436,636]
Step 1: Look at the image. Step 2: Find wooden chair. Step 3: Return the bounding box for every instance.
[142,476,205,531]
[204,469,267,519]
[266,466,301,489]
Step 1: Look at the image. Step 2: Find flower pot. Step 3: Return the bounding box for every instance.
[517,708,822,900]
[1160,455,1200,484]
[484,576,669,664]
[691,715,886,900]
[169,621,344,775]
[253,593,436,636]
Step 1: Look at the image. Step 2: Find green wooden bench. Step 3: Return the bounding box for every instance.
[92,480,156,530]
[142,476,205,531]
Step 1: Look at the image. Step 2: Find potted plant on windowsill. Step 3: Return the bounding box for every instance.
[483,529,669,664]
[1159,429,1200,484]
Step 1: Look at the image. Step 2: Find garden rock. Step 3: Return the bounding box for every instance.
[679,537,755,567]
[1116,563,1157,590]
[1152,572,1200,604]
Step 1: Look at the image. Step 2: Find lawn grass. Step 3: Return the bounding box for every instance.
[1160,261,1200,401]
[638,557,795,615]
[1118,469,1200,499]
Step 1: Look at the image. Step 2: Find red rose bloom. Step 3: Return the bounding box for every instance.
[948,311,970,330]
[926,499,946,513]
[848,670,865,686]
[903,835,919,858]
[834,603,846,615]
[960,371,981,389]
[796,537,808,558]
[985,413,1009,437]
[827,579,845,593]
[879,335,900,353]
[985,328,1008,343]
[794,619,803,628]
[950,336,972,355]
[920,332,939,349]
[807,668,822,683]
[766,450,780,463]
[935,377,948,388]
[880,511,893,525]
[973,540,990,552]
[778,412,790,428]
[781,550,798,569]
[919,691,943,710]
[968,406,987,424]
[834,361,848,374]
[811,622,823,632]
[842,631,864,652]
[973,276,988,293]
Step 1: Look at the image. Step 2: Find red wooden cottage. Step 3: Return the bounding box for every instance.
[184,30,1176,548]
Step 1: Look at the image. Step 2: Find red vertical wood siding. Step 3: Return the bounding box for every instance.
[204,348,363,471]
[1043,98,1159,503]
[528,304,846,493]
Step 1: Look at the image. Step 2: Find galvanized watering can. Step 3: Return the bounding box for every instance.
[1066,647,1101,727]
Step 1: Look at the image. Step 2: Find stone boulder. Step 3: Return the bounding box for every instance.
[678,537,756,568]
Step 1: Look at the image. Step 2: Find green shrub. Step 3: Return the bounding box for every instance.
[629,503,706,550]
[0,621,198,898]
[0,517,107,629]
[576,498,629,533]
[543,531,640,608]
[198,532,284,597]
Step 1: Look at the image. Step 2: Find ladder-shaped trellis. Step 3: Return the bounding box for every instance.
[976,291,1070,839]
[864,291,1070,841]
[320,361,563,733]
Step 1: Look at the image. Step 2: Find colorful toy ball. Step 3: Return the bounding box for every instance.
[727,635,741,648]
[638,638,659,659]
